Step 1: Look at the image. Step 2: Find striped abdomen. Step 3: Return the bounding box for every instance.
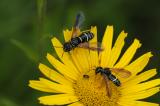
[78,31,94,43]
[108,74,121,86]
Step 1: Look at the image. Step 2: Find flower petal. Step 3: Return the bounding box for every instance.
[29,80,57,93]
[89,26,99,67]
[71,48,90,73]
[68,102,84,106]
[39,63,72,85]
[63,29,84,73]
[100,25,113,67]
[38,94,78,105]
[63,29,91,74]
[121,79,160,94]
[118,101,159,106]
[47,53,78,80]
[39,78,74,94]
[120,87,160,100]
[114,39,141,68]
[108,31,127,67]
[122,69,157,88]
[63,29,72,42]
[70,50,84,73]
[70,28,92,73]
[51,37,79,74]
[124,52,153,76]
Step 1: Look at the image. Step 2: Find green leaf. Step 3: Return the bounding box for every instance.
[0,97,18,106]
[37,0,46,18]
[10,39,39,62]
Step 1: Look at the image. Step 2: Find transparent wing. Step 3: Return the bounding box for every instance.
[78,42,104,51]
[103,74,112,97]
[72,12,85,38]
[89,42,104,51]
[97,74,111,97]
[74,12,85,28]
[110,68,131,78]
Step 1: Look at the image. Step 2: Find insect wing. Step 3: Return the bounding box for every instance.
[74,12,85,29]
[72,12,85,38]
[110,68,131,78]
[103,74,112,97]
[89,42,104,51]
[78,42,104,51]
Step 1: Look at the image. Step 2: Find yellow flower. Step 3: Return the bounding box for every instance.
[29,26,160,106]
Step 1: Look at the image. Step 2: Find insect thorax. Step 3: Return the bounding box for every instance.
[103,68,111,75]
[70,37,80,47]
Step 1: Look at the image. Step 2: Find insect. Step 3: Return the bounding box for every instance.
[95,67,131,97]
[54,12,103,54]
[63,31,95,52]
[83,74,90,79]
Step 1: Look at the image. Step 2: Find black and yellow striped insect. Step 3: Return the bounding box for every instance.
[95,67,131,97]
[55,12,103,54]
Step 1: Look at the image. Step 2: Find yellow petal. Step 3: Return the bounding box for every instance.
[47,53,78,80]
[68,102,84,106]
[39,78,74,94]
[118,101,159,106]
[60,29,83,73]
[108,31,127,67]
[63,29,91,74]
[38,94,78,105]
[51,37,70,63]
[63,28,95,74]
[120,87,160,100]
[63,29,72,42]
[114,39,141,68]
[121,79,160,94]
[124,52,153,78]
[70,30,91,73]
[120,52,152,83]
[51,37,79,74]
[122,69,157,88]
[70,50,84,73]
[71,48,90,74]
[29,80,57,93]
[89,26,99,67]
[39,63,72,85]
[134,101,159,106]
[100,25,113,67]
[64,30,90,73]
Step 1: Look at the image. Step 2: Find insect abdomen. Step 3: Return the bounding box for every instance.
[78,31,94,43]
[108,74,121,86]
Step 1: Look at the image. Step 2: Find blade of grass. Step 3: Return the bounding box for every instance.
[10,39,39,63]
[36,0,47,57]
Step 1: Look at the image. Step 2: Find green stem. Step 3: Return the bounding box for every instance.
[36,0,47,59]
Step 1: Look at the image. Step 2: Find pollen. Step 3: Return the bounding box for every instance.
[73,70,121,106]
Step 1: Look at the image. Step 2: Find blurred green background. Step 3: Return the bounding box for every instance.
[0,0,159,106]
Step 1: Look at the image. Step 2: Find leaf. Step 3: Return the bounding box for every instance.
[0,97,18,106]
[10,39,39,62]
[37,0,46,18]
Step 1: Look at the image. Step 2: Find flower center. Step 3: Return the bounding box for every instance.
[73,71,120,106]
